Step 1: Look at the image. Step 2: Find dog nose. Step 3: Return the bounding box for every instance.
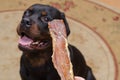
[22,18,32,28]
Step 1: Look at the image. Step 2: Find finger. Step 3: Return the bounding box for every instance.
[75,76,85,80]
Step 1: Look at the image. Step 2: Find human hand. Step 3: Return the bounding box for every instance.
[75,76,85,80]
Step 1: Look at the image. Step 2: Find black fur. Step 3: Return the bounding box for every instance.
[17,4,96,80]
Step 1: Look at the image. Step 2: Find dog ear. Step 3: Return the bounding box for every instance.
[61,13,70,36]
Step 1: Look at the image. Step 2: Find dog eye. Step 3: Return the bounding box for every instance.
[41,17,50,22]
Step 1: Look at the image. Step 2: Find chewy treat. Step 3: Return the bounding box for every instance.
[48,20,74,80]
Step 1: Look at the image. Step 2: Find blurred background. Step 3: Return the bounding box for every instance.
[0,0,120,80]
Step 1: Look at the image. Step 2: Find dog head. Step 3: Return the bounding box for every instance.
[17,4,70,52]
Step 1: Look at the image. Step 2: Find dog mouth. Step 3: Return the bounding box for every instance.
[18,33,51,50]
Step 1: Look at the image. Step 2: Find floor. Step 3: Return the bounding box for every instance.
[0,0,120,80]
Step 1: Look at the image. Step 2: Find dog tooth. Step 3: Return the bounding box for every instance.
[32,41,39,45]
[40,42,44,45]
[38,42,43,47]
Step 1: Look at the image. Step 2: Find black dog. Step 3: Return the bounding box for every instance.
[17,4,96,80]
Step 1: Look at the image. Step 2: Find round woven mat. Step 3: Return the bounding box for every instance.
[0,11,116,80]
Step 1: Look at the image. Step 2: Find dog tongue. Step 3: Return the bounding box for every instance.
[19,36,33,46]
